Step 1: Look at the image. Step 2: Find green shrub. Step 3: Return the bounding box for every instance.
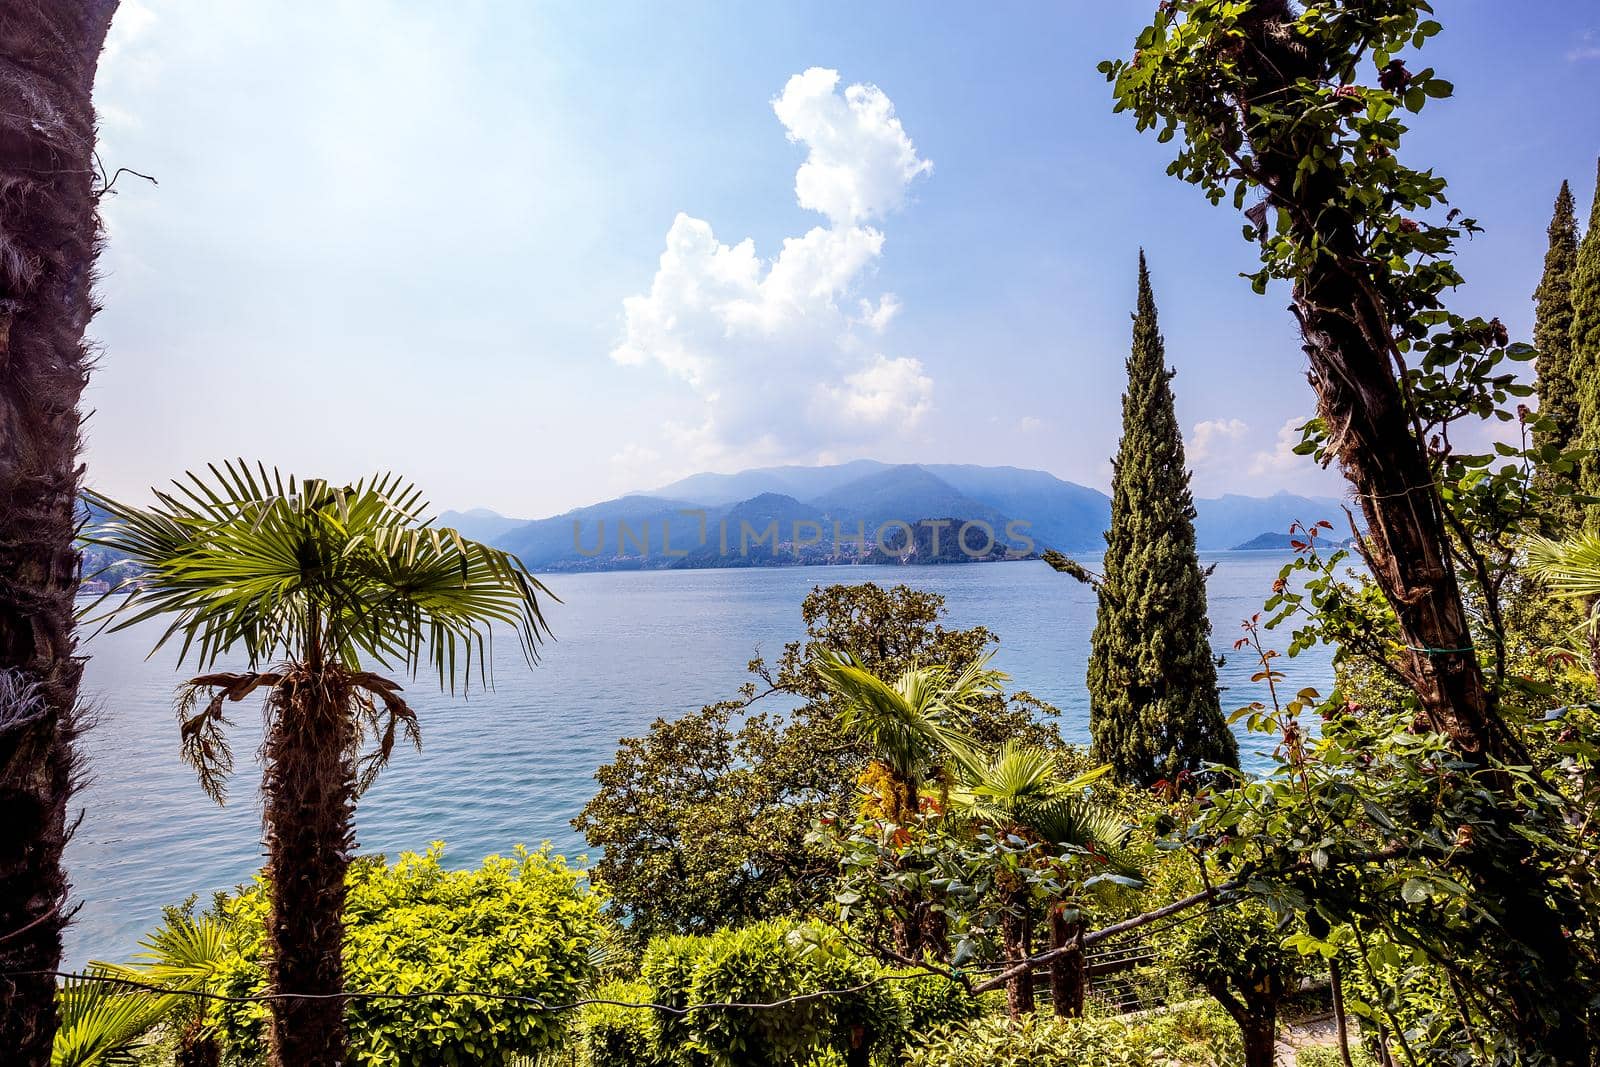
[902,1001,1242,1067]
[627,920,901,1067]
[580,980,671,1067]
[212,844,605,1065]
[639,932,714,1058]
[887,971,985,1035]
[1295,1047,1379,1067]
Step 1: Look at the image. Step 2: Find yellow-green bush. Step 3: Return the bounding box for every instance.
[901,1002,1243,1067]
[211,844,604,1065]
[577,980,671,1067]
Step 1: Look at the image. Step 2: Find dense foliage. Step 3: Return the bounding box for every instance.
[577,920,981,1067]
[1058,253,1238,786]
[900,1002,1242,1067]
[575,583,1061,944]
[1103,0,1600,1061]
[1154,892,1303,1067]
[209,846,604,1066]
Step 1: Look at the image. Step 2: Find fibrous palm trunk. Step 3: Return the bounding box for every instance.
[999,881,1034,1017]
[1047,909,1084,1018]
[261,669,358,1067]
[0,3,118,1063]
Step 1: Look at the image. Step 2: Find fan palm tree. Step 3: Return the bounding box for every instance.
[950,744,1132,1018]
[84,462,553,1067]
[54,912,231,1067]
[1527,532,1600,677]
[811,649,1002,823]
[812,650,1003,958]
[0,4,121,1061]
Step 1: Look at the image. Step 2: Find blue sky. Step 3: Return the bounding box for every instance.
[87,1,1600,517]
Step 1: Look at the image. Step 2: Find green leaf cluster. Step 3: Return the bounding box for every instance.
[900,1001,1242,1067]
[579,921,976,1067]
[83,460,552,687]
[208,844,605,1065]
[575,583,1061,945]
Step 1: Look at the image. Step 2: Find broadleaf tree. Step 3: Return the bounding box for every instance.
[1101,0,1591,1055]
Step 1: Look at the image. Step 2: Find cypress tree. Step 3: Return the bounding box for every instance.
[1573,159,1600,518]
[1532,181,1581,531]
[1086,253,1238,786]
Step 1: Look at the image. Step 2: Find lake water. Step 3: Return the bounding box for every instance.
[61,553,1329,966]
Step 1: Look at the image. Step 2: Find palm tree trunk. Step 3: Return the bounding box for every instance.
[176,1018,221,1067]
[1047,910,1084,1018]
[0,4,118,1063]
[890,773,924,959]
[261,669,357,1067]
[999,882,1034,1017]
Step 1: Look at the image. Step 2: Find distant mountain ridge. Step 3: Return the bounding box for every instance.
[453,462,1350,572]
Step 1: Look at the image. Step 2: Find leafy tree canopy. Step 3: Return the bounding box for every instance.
[574,583,1062,944]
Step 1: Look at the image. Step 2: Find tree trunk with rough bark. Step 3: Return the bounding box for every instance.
[1237,1011,1278,1067]
[999,882,1034,1017]
[1208,983,1280,1067]
[1047,910,1084,1018]
[261,670,358,1067]
[0,3,118,1063]
[1235,1,1509,763]
[1233,4,1586,1057]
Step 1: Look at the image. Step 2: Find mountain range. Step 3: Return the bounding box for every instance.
[438,461,1350,572]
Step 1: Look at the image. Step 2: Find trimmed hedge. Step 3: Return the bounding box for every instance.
[582,921,981,1067]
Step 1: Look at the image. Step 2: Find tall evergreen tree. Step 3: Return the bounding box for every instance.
[1573,158,1600,520]
[1533,181,1581,531]
[1080,253,1237,786]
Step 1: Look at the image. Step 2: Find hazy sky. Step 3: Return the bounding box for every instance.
[86,1,1600,518]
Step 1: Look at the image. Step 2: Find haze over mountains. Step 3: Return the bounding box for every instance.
[439,461,1348,572]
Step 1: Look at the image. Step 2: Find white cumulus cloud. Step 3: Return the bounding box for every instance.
[773,67,933,226]
[610,68,933,470]
[1249,417,1309,479]
[1189,418,1249,464]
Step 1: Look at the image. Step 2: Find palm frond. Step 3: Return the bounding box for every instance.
[53,972,176,1067]
[813,649,1001,783]
[1527,534,1600,610]
[82,460,555,690]
[114,912,232,988]
[58,913,235,1065]
[949,744,1134,868]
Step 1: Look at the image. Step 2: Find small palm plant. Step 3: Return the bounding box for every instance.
[950,744,1133,1018]
[812,650,1004,960]
[1527,532,1600,675]
[811,649,1003,823]
[53,913,231,1067]
[84,462,552,1067]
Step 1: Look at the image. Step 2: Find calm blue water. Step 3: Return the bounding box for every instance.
[62,553,1329,966]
